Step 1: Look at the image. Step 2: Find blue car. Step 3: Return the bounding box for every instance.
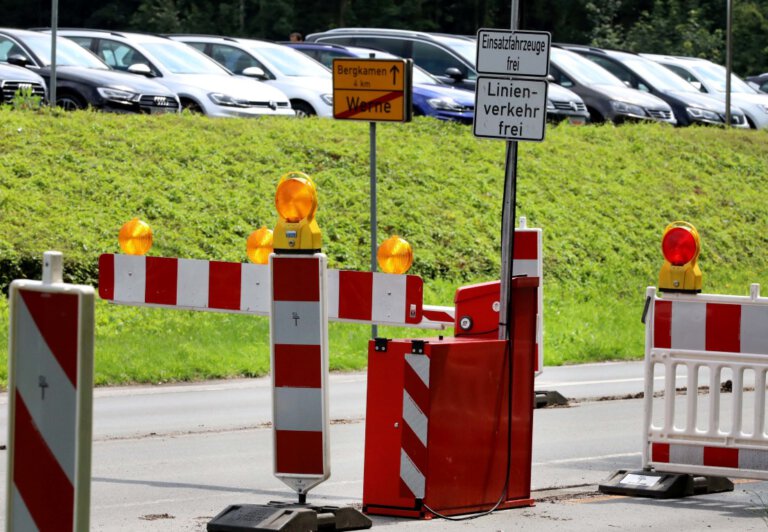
[284,42,474,124]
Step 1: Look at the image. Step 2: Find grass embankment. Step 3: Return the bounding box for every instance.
[1,108,767,387]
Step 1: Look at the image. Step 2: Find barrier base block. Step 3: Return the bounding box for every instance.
[207,503,372,531]
[534,390,568,409]
[598,469,734,499]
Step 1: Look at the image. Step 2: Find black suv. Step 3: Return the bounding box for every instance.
[0,28,180,113]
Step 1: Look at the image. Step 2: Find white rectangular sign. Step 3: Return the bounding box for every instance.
[476,28,551,78]
[473,77,548,141]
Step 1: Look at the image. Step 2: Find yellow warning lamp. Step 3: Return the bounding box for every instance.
[658,221,702,293]
[118,217,153,255]
[273,171,321,253]
[377,236,413,274]
[246,226,274,264]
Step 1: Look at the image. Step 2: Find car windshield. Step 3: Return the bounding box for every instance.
[430,35,477,64]
[142,41,230,75]
[621,56,700,92]
[690,62,756,94]
[551,48,624,86]
[247,45,330,77]
[23,33,108,69]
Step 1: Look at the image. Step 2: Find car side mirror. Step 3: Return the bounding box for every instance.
[127,63,154,77]
[445,67,464,81]
[241,66,267,79]
[7,54,29,68]
[546,74,556,82]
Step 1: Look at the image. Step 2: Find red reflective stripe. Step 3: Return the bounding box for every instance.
[209,261,242,310]
[338,271,372,321]
[13,391,74,531]
[405,275,423,324]
[273,344,321,388]
[275,430,324,474]
[654,300,672,349]
[422,309,453,323]
[706,303,741,353]
[403,363,430,416]
[335,91,403,119]
[97,254,115,300]
[19,290,79,387]
[652,442,670,463]
[273,257,320,302]
[145,256,178,305]
[400,422,428,473]
[704,446,739,468]
[513,231,538,260]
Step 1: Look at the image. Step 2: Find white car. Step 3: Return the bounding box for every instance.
[170,35,333,118]
[50,29,295,118]
[642,54,768,129]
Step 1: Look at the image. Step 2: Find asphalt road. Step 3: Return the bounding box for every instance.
[1,362,767,531]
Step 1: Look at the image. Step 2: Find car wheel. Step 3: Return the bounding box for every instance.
[291,101,315,117]
[181,99,204,114]
[56,92,86,111]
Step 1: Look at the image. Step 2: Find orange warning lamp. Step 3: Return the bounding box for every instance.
[246,226,274,264]
[658,221,702,292]
[118,217,153,255]
[377,236,413,274]
[273,171,321,253]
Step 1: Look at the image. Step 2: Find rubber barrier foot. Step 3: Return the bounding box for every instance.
[534,390,568,409]
[207,503,372,531]
[598,469,734,499]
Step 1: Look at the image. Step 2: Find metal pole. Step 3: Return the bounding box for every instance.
[498,0,520,341]
[370,121,378,339]
[50,0,58,107]
[725,0,733,128]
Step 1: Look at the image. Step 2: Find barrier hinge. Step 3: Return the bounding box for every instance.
[411,340,426,354]
[374,337,390,352]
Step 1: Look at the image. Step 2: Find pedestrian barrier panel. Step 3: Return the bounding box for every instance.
[5,251,94,531]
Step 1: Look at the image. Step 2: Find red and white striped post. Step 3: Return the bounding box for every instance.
[5,251,94,532]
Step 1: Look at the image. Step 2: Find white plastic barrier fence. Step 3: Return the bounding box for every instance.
[643,284,768,480]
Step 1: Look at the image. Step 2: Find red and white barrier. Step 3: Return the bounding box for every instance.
[6,252,94,531]
[270,254,330,497]
[643,284,768,480]
[399,350,430,499]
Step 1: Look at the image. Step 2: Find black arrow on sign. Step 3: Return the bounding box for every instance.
[390,65,400,85]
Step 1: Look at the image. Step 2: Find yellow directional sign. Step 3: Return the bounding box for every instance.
[332,58,412,122]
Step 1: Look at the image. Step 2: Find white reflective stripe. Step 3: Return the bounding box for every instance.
[11,489,39,532]
[15,296,77,483]
[326,269,340,319]
[400,449,425,499]
[739,448,768,471]
[741,304,768,354]
[113,254,145,303]
[405,353,430,387]
[240,263,270,314]
[177,259,209,308]
[671,301,706,351]
[274,387,323,431]
[372,273,406,323]
[669,444,703,466]
[402,391,428,446]
[512,259,538,278]
[272,301,322,345]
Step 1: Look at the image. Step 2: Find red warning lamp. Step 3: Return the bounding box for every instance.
[659,221,702,292]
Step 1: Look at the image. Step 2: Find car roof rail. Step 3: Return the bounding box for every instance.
[164,33,239,42]
[28,27,131,38]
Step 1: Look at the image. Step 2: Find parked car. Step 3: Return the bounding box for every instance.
[287,41,589,125]
[746,73,768,94]
[548,46,676,125]
[641,54,767,129]
[562,45,750,128]
[0,28,179,113]
[50,29,295,117]
[168,35,333,117]
[0,62,47,105]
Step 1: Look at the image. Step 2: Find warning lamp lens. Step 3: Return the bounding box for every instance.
[246,226,273,264]
[118,218,153,255]
[377,236,413,274]
[662,226,697,266]
[275,177,316,223]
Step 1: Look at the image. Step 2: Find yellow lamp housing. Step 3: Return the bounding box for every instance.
[246,226,274,264]
[273,171,322,253]
[118,217,153,256]
[377,235,413,274]
[658,221,702,293]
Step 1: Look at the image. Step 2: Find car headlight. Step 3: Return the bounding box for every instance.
[610,100,646,116]
[97,87,140,104]
[208,92,250,108]
[686,107,721,121]
[320,94,333,106]
[427,97,464,111]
